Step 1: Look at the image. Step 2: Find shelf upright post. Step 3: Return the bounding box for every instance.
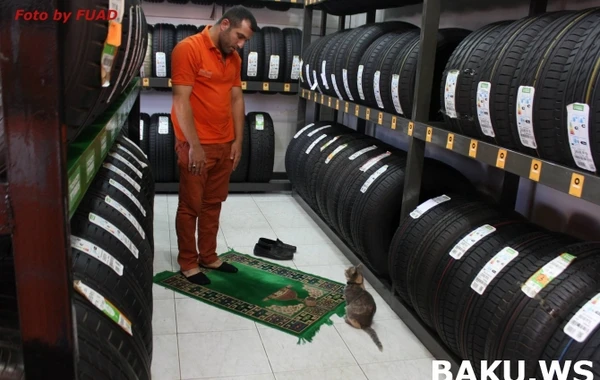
[399,0,442,221]
[0,0,77,378]
[529,0,548,16]
[296,5,315,131]
[128,91,142,144]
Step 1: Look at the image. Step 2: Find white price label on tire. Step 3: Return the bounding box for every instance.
[158,116,169,135]
[444,70,459,118]
[516,86,537,149]
[410,195,451,219]
[268,55,280,80]
[567,103,596,172]
[471,247,519,295]
[564,292,600,343]
[155,52,167,77]
[247,52,258,77]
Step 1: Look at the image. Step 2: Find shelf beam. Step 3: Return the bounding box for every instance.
[300,89,600,207]
[142,77,299,93]
[0,0,77,378]
[155,180,293,193]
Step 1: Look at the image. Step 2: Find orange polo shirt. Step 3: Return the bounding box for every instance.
[170,25,242,144]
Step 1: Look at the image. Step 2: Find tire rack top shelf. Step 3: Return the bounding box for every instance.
[142,77,299,93]
[67,78,141,219]
[300,89,600,206]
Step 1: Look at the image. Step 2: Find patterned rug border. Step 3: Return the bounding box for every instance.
[153,249,347,343]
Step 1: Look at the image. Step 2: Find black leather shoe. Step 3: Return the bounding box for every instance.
[258,237,297,253]
[254,241,294,260]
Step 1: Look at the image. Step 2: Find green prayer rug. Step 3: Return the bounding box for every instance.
[153,250,347,343]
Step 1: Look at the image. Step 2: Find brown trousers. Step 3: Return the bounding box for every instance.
[174,139,233,271]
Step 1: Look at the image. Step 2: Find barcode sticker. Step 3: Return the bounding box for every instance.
[294,123,315,139]
[521,253,576,298]
[139,120,144,141]
[360,151,391,172]
[116,144,148,169]
[74,280,133,336]
[361,165,388,193]
[564,293,600,343]
[71,236,124,276]
[357,65,365,100]
[343,69,354,101]
[103,163,141,192]
[471,247,519,295]
[248,52,258,77]
[320,136,340,152]
[391,74,403,115]
[326,144,347,164]
[109,179,145,216]
[268,55,280,80]
[349,145,378,160]
[444,70,459,118]
[105,195,145,239]
[477,81,495,137]
[158,116,169,135]
[567,103,596,172]
[374,71,384,109]
[255,114,264,130]
[331,74,343,100]
[109,151,142,179]
[307,125,332,137]
[291,55,301,80]
[306,134,328,154]
[88,213,139,259]
[449,224,496,260]
[320,60,329,90]
[155,52,167,77]
[410,195,451,219]
[516,86,537,149]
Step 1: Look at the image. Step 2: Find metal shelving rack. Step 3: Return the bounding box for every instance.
[149,2,304,194]
[0,1,142,376]
[294,0,577,374]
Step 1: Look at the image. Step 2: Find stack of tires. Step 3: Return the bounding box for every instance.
[240,27,302,89]
[285,121,476,277]
[0,135,155,380]
[300,21,471,121]
[440,8,600,174]
[141,112,275,183]
[64,0,149,142]
[1,0,153,377]
[389,194,600,378]
[141,22,303,92]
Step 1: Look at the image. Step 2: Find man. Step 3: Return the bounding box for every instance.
[170,6,257,285]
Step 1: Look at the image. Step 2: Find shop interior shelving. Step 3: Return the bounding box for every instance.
[295,0,576,374]
[0,8,142,374]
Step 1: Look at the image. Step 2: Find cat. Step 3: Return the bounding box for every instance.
[344,263,383,351]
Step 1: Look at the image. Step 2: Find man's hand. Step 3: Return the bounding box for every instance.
[230,140,242,171]
[189,144,206,175]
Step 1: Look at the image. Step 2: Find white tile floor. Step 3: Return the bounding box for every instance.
[152,193,436,380]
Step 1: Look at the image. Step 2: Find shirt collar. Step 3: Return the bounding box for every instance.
[201,25,218,51]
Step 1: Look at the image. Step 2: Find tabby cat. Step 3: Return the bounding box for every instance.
[343,264,383,351]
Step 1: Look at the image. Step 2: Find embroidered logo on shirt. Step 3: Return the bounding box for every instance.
[198,69,213,78]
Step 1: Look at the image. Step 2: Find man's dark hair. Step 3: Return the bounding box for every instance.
[218,6,258,32]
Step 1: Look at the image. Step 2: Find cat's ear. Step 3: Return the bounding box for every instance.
[355,263,363,272]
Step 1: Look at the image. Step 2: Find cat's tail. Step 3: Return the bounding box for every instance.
[363,326,383,351]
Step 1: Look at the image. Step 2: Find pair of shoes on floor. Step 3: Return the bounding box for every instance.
[254,237,296,260]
